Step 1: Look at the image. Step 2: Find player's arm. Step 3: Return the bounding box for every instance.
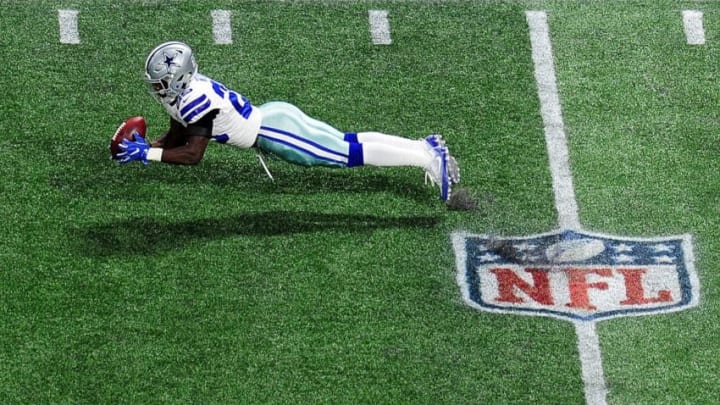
[119,110,217,166]
[149,110,217,165]
[150,118,185,148]
[152,131,210,165]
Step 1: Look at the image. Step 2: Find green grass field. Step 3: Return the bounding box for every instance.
[1,1,718,403]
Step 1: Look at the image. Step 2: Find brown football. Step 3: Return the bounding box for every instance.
[110,116,146,159]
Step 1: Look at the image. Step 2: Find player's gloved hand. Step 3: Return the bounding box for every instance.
[118,132,150,165]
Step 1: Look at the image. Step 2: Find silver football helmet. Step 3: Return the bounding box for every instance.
[144,41,198,105]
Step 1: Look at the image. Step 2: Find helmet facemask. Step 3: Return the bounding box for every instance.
[145,77,173,104]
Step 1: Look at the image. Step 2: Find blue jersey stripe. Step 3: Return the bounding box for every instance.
[183,99,212,123]
[180,94,208,116]
[259,126,348,158]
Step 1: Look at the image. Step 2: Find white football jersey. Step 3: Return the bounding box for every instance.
[162,73,262,148]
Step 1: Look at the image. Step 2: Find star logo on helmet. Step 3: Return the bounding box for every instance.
[163,54,177,68]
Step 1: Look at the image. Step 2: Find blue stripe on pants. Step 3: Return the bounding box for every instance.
[257,101,357,168]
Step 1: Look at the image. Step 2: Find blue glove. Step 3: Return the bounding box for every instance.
[118,132,150,165]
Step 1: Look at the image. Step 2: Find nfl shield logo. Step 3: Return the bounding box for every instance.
[452,230,700,321]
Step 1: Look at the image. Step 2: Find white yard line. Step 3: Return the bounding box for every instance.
[682,10,705,45]
[58,9,80,44]
[212,10,233,45]
[575,321,609,405]
[525,11,580,231]
[525,11,607,405]
[369,10,392,45]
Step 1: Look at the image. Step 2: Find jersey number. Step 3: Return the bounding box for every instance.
[211,80,252,119]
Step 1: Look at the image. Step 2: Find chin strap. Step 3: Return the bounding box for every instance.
[255,148,274,181]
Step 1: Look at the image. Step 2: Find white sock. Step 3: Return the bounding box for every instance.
[361,142,432,169]
[356,131,424,149]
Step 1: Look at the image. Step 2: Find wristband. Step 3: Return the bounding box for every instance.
[147,147,163,162]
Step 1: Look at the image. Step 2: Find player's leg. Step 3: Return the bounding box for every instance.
[256,101,459,199]
[257,101,356,167]
[258,101,438,167]
[355,131,425,149]
[348,132,461,200]
[345,132,436,168]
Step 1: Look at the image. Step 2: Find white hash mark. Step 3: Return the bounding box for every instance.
[58,9,80,44]
[369,10,392,45]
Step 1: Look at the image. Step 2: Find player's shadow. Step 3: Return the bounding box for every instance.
[50,142,433,202]
[149,156,433,200]
[76,211,441,257]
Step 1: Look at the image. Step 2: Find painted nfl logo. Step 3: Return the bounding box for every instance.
[452,229,700,322]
